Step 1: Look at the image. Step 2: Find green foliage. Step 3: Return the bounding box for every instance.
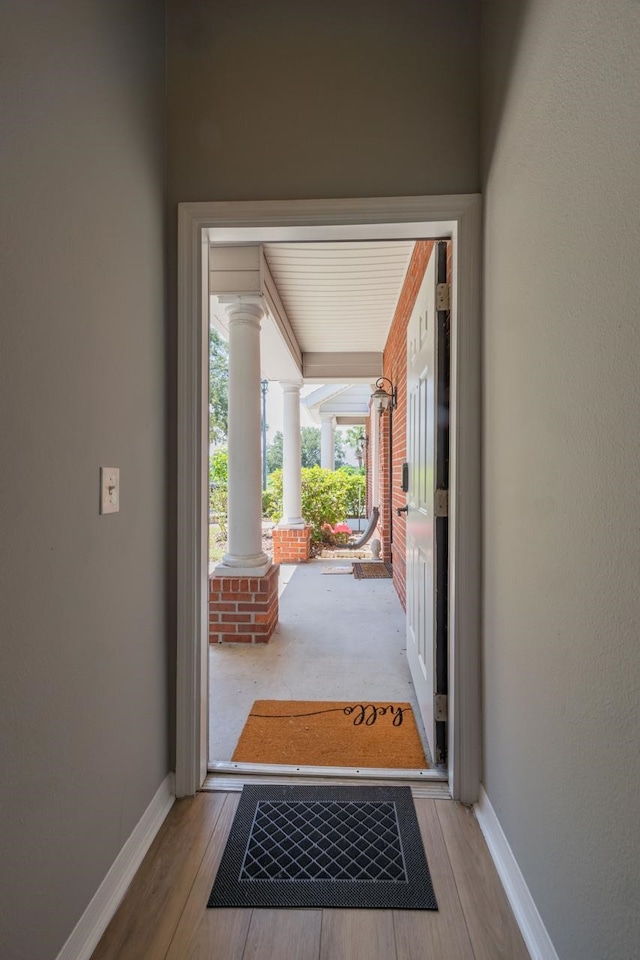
[267,427,353,472]
[300,426,321,467]
[334,431,346,468]
[344,425,365,450]
[209,448,229,546]
[209,487,228,542]
[265,466,366,540]
[299,468,347,537]
[266,431,284,473]
[264,471,283,521]
[336,466,366,517]
[262,488,278,518]
[209,328,229,445]
[209,448,228,485]
[344,425,366,466]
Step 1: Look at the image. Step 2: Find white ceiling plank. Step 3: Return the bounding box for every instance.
[262,240,414,354]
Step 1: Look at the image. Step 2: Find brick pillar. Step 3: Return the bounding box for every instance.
[208,563,279,644]
[272,525,312,564]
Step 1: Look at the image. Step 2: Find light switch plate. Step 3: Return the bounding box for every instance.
[100,467,120,514]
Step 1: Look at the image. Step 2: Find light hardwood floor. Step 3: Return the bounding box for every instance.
[90,792,530,960]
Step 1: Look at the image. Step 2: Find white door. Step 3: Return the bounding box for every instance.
[405,248,439,759]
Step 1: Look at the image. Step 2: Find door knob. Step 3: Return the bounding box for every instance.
[397,504,409,516]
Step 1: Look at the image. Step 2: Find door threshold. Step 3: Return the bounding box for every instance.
[204,760,449,799]
[209,760,447,780]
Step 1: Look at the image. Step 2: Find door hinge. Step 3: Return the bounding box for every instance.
[436,282,451,311]
[434,488,449,517]
[434,694,448,722]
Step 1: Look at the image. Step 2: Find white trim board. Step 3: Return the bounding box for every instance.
[55,773,175,960]
[177,195,482,803]
[475,787,560,960]
[203,773,452,800]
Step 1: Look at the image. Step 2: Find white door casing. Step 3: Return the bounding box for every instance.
[176,195,482,802]
[406,249,438,756]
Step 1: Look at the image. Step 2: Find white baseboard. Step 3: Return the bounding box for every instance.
[475,786,559,960]
[56,772,175,960]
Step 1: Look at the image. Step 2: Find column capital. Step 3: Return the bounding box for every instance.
[218,295,266,328]
[280,379,303,393]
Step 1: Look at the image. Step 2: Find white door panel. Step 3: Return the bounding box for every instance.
[406,249,437,757]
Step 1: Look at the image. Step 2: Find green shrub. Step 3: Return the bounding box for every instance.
[262,488,278,518]
[209,448,228,485]
[209,455,366,540]
[209,449,229,541]
[209,486,228,541]
[335,467,366,518]
[266,466,365,541]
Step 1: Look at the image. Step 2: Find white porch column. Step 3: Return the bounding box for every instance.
[320,414,335,470]
[215,298,270,575]
[370,402,380,507]
[280,381,304,526]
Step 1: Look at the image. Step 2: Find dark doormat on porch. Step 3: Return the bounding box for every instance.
[207,785,437,910]
[352,561,393,579]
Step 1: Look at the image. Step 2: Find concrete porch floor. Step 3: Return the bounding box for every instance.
[208,559,431,765]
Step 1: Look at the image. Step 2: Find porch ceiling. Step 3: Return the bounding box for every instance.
[262,241,415,353]
[303,383,373,425]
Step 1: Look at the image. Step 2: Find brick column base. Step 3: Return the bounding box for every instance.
[272,525,312,564]
[209,563,279,644]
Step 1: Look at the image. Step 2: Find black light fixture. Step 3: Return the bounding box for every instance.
[370,376,397,413]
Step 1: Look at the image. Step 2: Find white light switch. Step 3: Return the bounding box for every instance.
[100,467,120,514]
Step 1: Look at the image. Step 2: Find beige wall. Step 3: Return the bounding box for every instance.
[167,0,480,206]
[482,1,640,958]
[0,3,168,958]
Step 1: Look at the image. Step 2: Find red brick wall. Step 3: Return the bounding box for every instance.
[272,525,311,564]
[208,563,279,643]
[379,241,435,610]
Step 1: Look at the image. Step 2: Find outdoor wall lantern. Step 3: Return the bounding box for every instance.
[370,377,397,413]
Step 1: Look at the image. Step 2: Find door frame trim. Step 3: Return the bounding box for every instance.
[176,195,482,802]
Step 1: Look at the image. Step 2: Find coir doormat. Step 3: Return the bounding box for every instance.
[352,561,393,579]
[231,700,428,769]
[207,784,438,910]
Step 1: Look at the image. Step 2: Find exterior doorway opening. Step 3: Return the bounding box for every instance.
[207,238,447,787]
[176,197,481,804]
